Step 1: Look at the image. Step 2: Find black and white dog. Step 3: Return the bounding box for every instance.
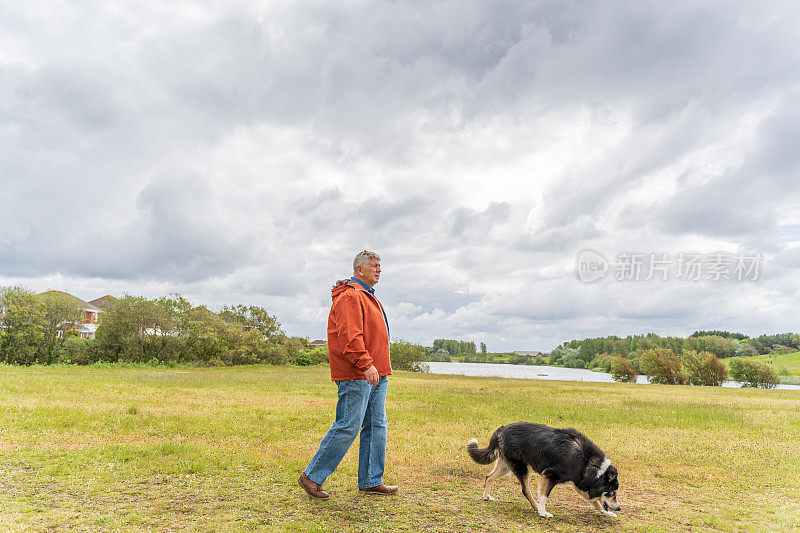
[467,422,621,518]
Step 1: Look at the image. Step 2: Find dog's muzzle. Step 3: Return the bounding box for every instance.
[603,500,621,512]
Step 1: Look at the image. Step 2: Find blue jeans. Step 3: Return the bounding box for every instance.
[304,376,388,489]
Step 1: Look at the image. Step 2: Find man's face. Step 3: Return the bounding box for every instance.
[357,259,381,287]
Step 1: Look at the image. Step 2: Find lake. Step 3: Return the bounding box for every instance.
[427,361,800,390]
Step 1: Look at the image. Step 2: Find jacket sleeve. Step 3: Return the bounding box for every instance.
[333,291,374,372]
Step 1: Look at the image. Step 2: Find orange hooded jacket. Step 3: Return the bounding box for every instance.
[327,281,392,381]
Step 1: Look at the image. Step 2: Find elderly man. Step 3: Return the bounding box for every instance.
[298,250,397,499]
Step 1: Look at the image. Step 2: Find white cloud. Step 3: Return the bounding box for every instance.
[2,0,800,350]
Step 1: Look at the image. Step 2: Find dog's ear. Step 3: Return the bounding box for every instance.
[606,465,617,481]
[581,457,604,486]
[581,466,599,488]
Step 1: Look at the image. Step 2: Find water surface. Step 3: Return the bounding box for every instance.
[427,361,800,390]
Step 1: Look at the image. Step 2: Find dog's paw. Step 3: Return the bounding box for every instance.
[602,511,617,518]
[538,511,553,519]
[481,495,496,502]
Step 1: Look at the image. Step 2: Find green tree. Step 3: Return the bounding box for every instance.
[549,346,580,366]
[611,356,638,383]
[36,291,85,359]
[219,304,283,340]
[639,348,687,385]
[590,353,614,372]
[729,358,779,388]
[283,336,309,364]
[0,286,47,365]
[94,295,178,362]
[734,342,758,357]
[685,335,738,358]
[682,350,727,386]
[689,330,748,340]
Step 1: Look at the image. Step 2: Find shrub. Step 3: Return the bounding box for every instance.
[390,340,429,373]
[58,336,96,365]
[427,349,451,362]
[611,357,639,383]
[305,344,329,365]
[2,333,42,365]
[639,348,687,385]
[772,344,794,355]
[729,358,780,388]
[682,350,728,386]
[509,353,534,365]
[293,352,312,366]
[282,336,308,361]
[288,344,328,367]
[563,358,586,369]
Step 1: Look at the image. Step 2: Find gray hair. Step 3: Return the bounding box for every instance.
[353,250,381,274]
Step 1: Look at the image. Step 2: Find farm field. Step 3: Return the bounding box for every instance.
[1,364,799,532]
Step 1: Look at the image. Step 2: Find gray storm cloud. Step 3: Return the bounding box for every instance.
[1,0,799,350]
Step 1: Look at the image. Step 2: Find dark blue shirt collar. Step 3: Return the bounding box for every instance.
[350,276,375,294]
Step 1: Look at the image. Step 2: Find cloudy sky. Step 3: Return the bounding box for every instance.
[2,1,799,351]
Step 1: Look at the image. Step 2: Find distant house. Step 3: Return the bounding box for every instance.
[89,295,118,310]
[36,290,115,340]
[514,350,542,357]
[308,339,326,347]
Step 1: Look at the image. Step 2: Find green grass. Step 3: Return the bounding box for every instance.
[753,350,800,373]
[1,364,799,531]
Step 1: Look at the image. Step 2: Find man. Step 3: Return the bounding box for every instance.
[298,250,398,499]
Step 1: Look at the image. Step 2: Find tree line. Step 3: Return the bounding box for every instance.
[551,331,798,367]
[551,331,792,388]
[431,338,477,356]
[0,286,432,372]
[0,287,318,366]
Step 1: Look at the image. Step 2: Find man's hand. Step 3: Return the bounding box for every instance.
[364,365,379,386]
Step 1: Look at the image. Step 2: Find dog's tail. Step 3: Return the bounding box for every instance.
[466,427,502,465]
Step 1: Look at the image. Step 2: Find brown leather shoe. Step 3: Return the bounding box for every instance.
[359,484,399,495]
[298,472,330,500]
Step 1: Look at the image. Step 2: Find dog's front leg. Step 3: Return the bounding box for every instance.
[521,474,551,518]
[591,499,617,518]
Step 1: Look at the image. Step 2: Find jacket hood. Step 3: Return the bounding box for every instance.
[331,281,355,300]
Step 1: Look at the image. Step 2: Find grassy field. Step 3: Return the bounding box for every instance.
[1,365,799,532]
[752,351,800,383]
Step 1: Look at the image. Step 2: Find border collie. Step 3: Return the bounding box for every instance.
[467,422,621,518]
